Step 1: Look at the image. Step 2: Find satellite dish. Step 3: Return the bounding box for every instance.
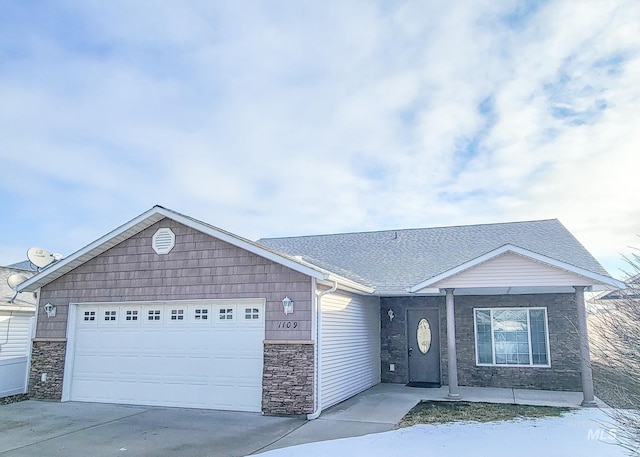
[27,247,55,269]
[7,273,28,291]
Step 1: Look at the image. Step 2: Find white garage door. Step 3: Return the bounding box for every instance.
[67,300,265,412]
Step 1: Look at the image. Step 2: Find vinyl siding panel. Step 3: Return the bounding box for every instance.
[433,252,594,288]
[320,291,380,409]
[0,312,34,358]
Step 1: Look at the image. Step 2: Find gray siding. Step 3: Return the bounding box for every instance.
[37,218,312,341]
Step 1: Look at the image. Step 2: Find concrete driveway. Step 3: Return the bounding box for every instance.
[0,385,426,456]
[0,401,305,457]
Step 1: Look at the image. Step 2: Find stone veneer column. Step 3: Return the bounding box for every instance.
[29,339,67,399]
[262,341,314,415]
[574,286,597,406]
[445,288,460,399]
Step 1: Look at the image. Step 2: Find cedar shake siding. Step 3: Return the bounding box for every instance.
[381,293,582,391]
[32,218,315,409]
[36,218,313,341]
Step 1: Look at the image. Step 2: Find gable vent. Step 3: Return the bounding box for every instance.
[152,228,175,254]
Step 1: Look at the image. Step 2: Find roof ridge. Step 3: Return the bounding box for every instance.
[258,218,561,241]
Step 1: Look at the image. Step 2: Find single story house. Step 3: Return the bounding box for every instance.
[17,206,624,416]
[0,265,36,398]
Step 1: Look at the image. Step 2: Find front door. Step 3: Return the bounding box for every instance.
[407,308,441,386]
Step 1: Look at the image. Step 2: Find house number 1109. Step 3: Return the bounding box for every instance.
[277,321,298,329]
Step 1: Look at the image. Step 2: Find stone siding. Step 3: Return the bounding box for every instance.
[262,342,314,415]
[29,340,66,399]
[380,294,582,391]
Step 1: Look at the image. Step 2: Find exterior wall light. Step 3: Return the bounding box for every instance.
[282,296,293,315]
[43,303,56,318]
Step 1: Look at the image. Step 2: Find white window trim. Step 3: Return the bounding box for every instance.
[473,307,551,368]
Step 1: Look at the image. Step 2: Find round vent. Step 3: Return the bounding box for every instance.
[152,228,175,254]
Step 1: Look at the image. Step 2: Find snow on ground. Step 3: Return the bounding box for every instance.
[257,409,630,457]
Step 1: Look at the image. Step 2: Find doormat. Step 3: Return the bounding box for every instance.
[406,382,441,388]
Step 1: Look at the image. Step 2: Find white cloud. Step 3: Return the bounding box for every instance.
[0,0,638,277]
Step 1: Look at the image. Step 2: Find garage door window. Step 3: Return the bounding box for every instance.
[103,310,117,322]
[244,308,260,320]
[125,309,139,322]
[147,309,161,321]
[193,308,209,321]
[83,310,97,322]
[218,307,234,321]
[170,309,185,321]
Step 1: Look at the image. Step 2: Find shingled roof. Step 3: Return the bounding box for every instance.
[258,219,612,293]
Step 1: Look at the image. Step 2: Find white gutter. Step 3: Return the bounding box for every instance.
[307,279,338,420]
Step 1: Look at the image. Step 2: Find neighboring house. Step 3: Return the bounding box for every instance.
[8,260,38,272]
[0,266,36,398]
[17,206,624,416]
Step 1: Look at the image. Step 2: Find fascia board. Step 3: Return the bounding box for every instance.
[409,244,627,293]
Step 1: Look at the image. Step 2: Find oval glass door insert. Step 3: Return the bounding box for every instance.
[417,318,432,354]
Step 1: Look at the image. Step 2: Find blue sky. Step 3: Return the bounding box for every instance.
[1,1,639,278]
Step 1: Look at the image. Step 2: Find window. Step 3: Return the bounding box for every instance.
[194,308,208,320]
[83,310,96,322]
[218,308,234,321]
[104,310,117,322]
[474,308,549,367]
[170,309,185,321]
[244,308,260,320]
[147,309,161,321]
[125,310,139,321]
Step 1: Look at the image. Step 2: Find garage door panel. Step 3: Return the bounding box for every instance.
[69,301,265,412]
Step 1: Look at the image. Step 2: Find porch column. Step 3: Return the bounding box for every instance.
[445,288,460,399]
[574,286,596,406]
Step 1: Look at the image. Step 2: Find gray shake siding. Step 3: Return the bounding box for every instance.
[31,218,315,412]
[37,218,313,341]
[381,293,582,391]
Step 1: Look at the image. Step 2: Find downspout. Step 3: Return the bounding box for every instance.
[307,278,338,420]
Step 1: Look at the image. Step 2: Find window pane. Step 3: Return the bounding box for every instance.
[530,309,548,365]
[475,310,493,364]
[492,310,529,365]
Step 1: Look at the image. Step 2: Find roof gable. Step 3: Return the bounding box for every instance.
[17,206,337,293]
[411,246,625,292]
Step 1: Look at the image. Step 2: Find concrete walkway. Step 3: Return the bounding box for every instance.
[260,383,603,452]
